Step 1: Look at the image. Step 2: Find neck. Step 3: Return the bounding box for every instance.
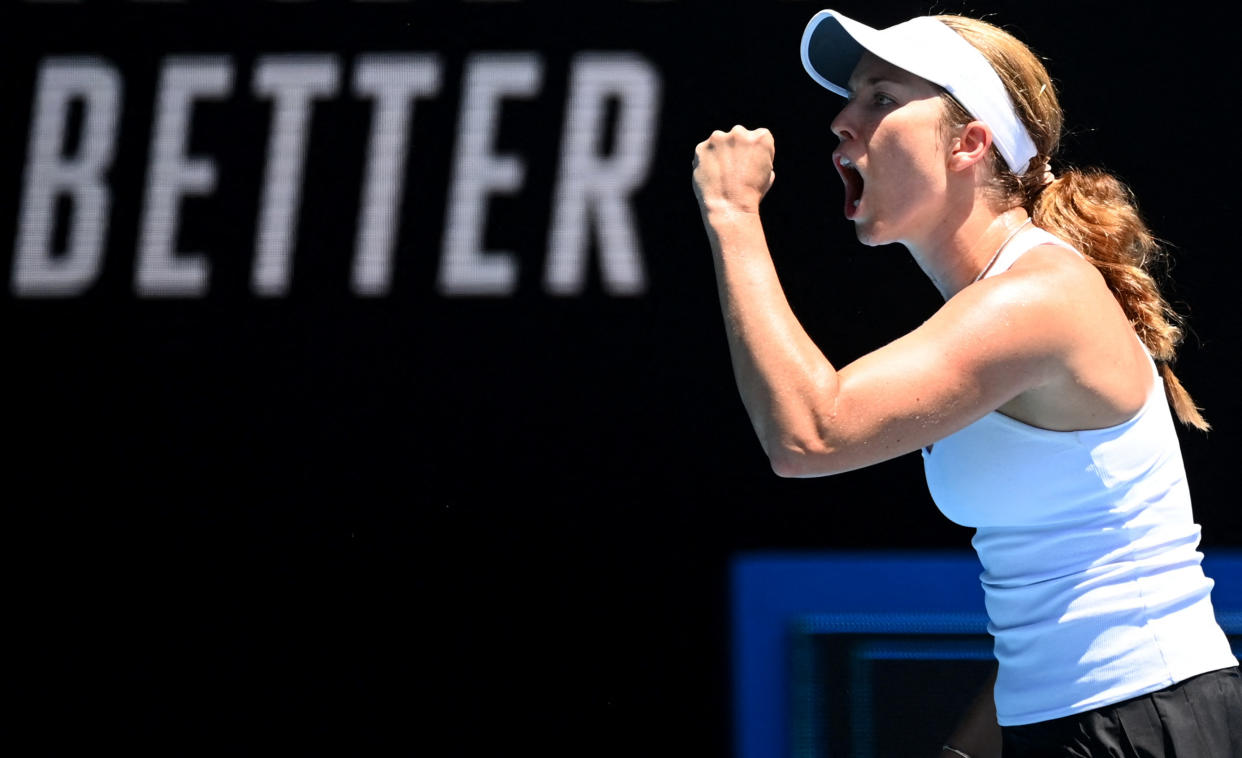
[908,206,1032,301]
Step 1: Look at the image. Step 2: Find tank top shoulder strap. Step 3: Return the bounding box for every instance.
[983,225,1082,280]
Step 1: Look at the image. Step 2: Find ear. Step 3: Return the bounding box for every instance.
[948,121,993,172]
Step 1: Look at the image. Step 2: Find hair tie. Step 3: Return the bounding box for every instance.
[1041,162,1055,186]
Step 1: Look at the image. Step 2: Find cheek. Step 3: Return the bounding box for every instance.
[875,128,946,195]
[874,109,947,174]
[871,142,936,197]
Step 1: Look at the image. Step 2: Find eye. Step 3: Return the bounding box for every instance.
[844,87,897,110]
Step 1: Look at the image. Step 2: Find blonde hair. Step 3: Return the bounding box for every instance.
[935,14,1209,431]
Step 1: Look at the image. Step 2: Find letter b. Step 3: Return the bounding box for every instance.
[13,58,121,297]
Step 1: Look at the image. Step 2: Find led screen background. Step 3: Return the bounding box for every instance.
[6,1,1241,755]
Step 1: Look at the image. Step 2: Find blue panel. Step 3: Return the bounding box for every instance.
[731,550,1242,758]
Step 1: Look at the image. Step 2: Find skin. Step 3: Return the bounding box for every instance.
[690,52,1153,480]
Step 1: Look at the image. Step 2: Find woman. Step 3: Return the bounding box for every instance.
[691,8,1241,758]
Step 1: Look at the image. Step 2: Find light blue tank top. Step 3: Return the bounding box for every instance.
[921,226,1237,725]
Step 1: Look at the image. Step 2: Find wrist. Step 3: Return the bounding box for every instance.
[699,197,763,220]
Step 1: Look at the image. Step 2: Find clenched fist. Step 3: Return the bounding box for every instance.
[692,125,776,215]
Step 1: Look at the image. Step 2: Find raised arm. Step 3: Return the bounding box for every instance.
[691,126,1072,477]
[691,125,844,471]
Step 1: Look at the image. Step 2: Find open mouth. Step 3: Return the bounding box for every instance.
[835,154,864,218]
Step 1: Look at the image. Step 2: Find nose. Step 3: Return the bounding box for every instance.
[830,102,856,142]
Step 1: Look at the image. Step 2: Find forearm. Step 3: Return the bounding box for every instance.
[701,204,841,471]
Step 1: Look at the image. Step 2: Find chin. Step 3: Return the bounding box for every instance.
[851,220,890,248]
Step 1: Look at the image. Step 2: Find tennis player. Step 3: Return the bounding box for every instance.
[692,9,1241,757]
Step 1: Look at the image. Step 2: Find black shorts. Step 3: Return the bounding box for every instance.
[1001,666,1242,757]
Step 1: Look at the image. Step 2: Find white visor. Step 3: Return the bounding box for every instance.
[800,9,1038,175]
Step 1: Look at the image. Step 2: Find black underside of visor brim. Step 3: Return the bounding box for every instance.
[808,18,865,93]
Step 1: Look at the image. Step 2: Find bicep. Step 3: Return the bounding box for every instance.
[786,288,1061,475]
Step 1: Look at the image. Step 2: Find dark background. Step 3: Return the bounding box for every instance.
[6,1,1240,754]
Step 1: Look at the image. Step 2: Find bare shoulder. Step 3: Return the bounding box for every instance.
[1004,242,1129,336]
[929,243,1100,355]
[973,242,1151,428]
[909,241,1129,399]
[968,242,1113,341]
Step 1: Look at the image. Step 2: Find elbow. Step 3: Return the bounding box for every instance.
[764,435,841,478]
[758,389,848,478]
[768,452,808,478]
